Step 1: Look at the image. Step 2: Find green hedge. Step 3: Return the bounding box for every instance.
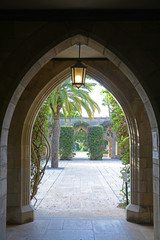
[87,126,104,160]
[59,126,74,160]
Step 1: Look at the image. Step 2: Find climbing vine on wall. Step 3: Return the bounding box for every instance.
[59,126,74,160]
[101,89,130,208]
[87,126,104,160]
[31,101,50,200]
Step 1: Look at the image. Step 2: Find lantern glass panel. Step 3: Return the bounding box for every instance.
[75,68,83,84]
[71,58,87,88]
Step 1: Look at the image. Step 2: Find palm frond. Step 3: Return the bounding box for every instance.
[49,77,100,120]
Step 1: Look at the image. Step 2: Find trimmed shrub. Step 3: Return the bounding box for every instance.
[59,126,74,160]
[87,126,104,160]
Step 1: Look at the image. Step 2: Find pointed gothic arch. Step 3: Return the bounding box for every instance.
[0,31,158,239]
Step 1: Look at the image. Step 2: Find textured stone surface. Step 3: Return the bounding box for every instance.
[126,204,153,224]
[33,157,125,218]
[7,216,154,240]
[7,205,34,225]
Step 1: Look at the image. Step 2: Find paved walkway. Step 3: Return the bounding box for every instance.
[33,156,125,218]
[7,153,154,240]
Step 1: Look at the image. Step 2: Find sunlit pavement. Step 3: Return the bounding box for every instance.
[7,153,154,240]
[33,154,125,218]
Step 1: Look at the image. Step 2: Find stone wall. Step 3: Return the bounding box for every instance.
[0,143,7,240]
[59,117,111,126]
[0,14,160,240]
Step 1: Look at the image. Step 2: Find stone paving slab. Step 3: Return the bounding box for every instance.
[32,157,125,218]
[7,217,154,240]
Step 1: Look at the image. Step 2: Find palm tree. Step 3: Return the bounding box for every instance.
[48,78,101,168]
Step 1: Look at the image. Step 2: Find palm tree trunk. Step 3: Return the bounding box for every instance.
[51,117,60,168]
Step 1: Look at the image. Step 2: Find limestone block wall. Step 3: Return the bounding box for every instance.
[59,117,111,126]
[0,143,7,240]
[0,125,8,240]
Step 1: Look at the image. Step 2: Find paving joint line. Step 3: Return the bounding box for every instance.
[34,161,69,209]
[96,164,121,200]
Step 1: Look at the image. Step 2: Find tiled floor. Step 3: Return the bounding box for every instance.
[7,154,154,240]
[7,217,154,240]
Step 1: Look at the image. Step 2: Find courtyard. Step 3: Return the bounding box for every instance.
[33,155,125,218]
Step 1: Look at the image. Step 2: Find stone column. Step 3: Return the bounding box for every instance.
[108,140,112,158]
[111,138,116,158]
[126,120,153,224]
[152,131,160,240]
[7,124,34,224]
[0,135,7,240]
[116,141,119,156]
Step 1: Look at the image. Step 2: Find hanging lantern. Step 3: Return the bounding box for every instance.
[71,43,87,89]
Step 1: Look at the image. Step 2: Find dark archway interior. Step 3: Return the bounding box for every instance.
[7,42,152,224]
[0,18,159,240]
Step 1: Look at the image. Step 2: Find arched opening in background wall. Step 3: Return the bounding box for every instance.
[0,34,158,239]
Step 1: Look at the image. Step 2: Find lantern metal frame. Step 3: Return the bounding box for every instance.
[52,45,108,89]
[71,43,87,89]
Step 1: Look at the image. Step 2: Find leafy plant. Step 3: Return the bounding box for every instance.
[31,101,50,200]
[101,89,130,208]
[87,126,104,160]
[118,164,130,208]
[59,126,74,160]
[48,77,101,168]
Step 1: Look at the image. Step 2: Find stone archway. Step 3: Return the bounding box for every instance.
[0,32,159,239]
[6,43,153,224]
[74,125,88,153]
[74,126,88,134]
[104,137,112,158]
[74,122,89,134]
[103,124,118,159]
